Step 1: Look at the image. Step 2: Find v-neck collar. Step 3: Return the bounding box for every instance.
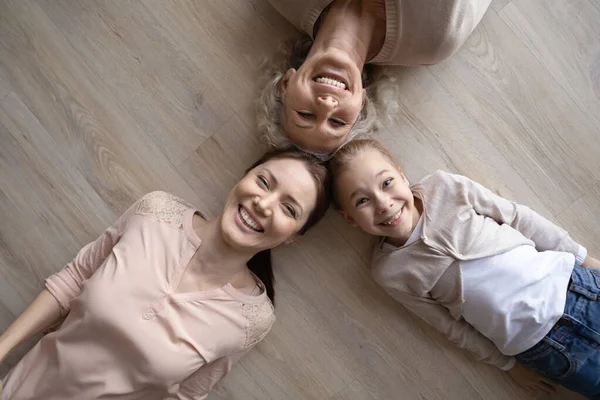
[171,207,267,305]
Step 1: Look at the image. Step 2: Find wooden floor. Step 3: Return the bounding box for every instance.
[0,0,598,399]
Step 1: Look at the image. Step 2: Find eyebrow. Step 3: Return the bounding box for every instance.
[265,169,304,216]
[347,170,390,202]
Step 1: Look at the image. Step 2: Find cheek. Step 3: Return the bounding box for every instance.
[351,209,372,226]
[234,179,256,197]
[288,80,308,101]
[347,94,364,114]
[271,215,300,238]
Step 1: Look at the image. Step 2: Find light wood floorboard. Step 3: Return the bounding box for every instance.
[0,1,597,399]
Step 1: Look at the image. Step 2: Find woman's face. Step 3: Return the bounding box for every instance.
[280,49,366,153]
[220,158,319,253]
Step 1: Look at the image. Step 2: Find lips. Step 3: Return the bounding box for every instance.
[238,205,264,233]
[313,76,347,90]
[379,206,404,227]
[312,72,349,91]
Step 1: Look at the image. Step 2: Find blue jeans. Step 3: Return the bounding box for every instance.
[516,264,600,399]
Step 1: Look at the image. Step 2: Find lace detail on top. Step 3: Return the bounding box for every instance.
[242,298,276,348]
[136,191,194,230]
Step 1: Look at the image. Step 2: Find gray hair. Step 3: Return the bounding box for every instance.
[254,36,396,159]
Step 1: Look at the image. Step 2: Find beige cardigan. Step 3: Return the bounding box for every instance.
[268,0,491,65]
[371,171,583,370]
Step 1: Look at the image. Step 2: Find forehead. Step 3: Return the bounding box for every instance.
[346,149,395,176]
[257,158,319,204]
[336,150,396,190]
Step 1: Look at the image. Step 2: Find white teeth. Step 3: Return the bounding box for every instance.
[315,76,346,89]
[240,208,261,231]
[382,210,402,226]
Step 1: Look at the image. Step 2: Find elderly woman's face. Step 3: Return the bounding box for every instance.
[220,158,318,253]
[279,50,366,153]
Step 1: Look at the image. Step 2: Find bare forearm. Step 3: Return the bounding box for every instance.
[582,255,600,270]
[0,289,62,362]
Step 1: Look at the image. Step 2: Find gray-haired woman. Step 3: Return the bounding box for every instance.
[257,0,491,156]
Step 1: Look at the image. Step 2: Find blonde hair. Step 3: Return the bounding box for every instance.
[255,36,397,158]
[330,139,400,210]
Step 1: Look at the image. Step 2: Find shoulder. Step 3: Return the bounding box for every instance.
[240,297,276,348]
[416,170,463,185]
[370,250,416,300]
[412,170,468,198]
[135,191,195,229]
[370,242,406,287]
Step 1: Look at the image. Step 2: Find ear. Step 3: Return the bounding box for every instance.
[361,88,367,109]
[279,68,297,96]
[339,210,358,227]
[283,234,300,245]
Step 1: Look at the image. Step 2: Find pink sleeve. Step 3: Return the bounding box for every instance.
[44,198,140,316]
[165,348,252,400]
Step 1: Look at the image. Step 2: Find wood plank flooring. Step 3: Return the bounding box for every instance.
[0,1,598,399]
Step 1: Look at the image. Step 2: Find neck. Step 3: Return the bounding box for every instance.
[311,0,383,69]
[192,216,254,282]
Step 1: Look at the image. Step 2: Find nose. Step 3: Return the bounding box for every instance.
[375,194,392,214]
[316,94,338,111]
[253,196,273,217]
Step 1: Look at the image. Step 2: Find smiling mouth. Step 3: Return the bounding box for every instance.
[238,205,264,233]
[312,74,348,90]
[379,206,404,227]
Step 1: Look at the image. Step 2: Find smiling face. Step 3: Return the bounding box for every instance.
[279,49,366,152]
[220,158,319,253]
[335,149,420,245]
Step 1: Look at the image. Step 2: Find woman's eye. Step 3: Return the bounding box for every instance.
[297,111,313,119]
[329,118,346,127]
[257,175,269,189]
[284,204,297,218]
[383,178,393,188]
[355,198,368,207]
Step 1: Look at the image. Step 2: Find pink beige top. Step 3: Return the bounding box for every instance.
[1,191,276,400]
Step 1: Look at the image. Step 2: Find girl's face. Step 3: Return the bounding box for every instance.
[220,158,318,253]
[335,149,420,245]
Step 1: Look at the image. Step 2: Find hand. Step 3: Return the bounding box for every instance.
[582,255,600,270]
[508,363,557,396]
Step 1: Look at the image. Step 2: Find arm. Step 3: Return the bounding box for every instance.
[582,255,600,270]
[0,290,62,364]
[45,197,140,315]
[385,288,515,370]
[454,173,586,262]
[165,348,252,400]
[0,196,142,364]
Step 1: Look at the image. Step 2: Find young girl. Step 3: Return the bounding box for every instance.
[331,139,600,398]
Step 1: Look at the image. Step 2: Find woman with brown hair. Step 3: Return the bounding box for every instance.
[0,148,332,400]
